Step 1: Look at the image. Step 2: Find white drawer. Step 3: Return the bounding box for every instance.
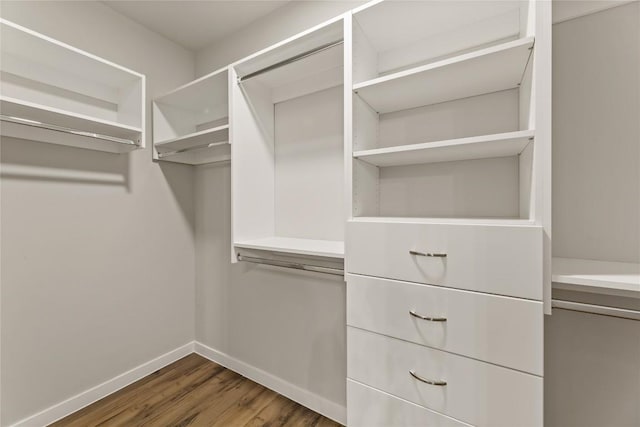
[347,327,543,427]
[347,379,471,427]
[347,274,543,375]
[347,220,543,300]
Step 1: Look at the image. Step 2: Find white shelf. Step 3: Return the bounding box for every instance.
[155,125,229,153]
[0,19,144,152]
[354,37,534,114]
[234,237,345,259]
[354,130,534,167]
[350,217,536,227]
[0,96,142,153]
[552,257,640,298]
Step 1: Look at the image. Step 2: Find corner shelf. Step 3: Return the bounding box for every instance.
[354,130,534,167]
[0,19,145,152]
[234,237,345,259]
[153,67,229,165]
[353,37,534,113]
[552,257,640,298]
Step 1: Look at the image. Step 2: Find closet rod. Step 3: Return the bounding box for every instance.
[237,254,344,277]
[0,115,138,145]
[552,299,640,321]
[238,39,344,83]
[157,140,229,158]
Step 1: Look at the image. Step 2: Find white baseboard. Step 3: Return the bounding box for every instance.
[194,341,347,425]
[10,342,195,427]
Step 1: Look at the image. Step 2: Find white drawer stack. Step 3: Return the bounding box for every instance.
[346,221,545,427]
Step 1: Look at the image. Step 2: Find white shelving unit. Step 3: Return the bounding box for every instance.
[0,19,145,153]
[231,17,347,262]
[552,258,640,298]
[346,1,551,425]
[153,67,229,165]
[350,0,542,224]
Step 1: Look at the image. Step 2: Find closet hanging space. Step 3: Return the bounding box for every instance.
[152,67,230,165]
[231,17,347,263]
[0,18,145,153]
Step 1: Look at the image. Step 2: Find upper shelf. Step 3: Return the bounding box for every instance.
[552,257,640,298]
[353,37,534,114]
[155,124,229,152]
[234,237,345,259]
[354,130,534,167]
[0,19,145,152]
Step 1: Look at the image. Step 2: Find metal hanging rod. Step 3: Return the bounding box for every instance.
[238,39,344,83]
[237,254,344,277]
[1,114,138,145]
[157,140,229,159]
[552,299,640,321]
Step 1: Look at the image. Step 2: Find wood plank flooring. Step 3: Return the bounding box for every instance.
[51,354,342,427]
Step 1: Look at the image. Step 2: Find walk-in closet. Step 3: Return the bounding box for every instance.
[1,1,638,426]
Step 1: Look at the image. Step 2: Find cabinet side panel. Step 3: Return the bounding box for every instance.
[231,69,275,251]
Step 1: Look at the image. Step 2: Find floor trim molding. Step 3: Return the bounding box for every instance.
[193,341,347,425]
[9,342,195,427]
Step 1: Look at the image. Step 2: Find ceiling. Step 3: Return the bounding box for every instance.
[103,1,289,51]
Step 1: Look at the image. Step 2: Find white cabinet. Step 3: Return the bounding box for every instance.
[347,220,543,300]
[347,274,543,375]
[0,19,145,153]
[152,67,229,165]
[347,380,471,427]
[346,1,551,425]
[348,327,543,427]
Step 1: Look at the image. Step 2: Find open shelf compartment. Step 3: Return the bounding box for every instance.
[0,18,145,152]
[153,67,229,165]
[231,17,346,261]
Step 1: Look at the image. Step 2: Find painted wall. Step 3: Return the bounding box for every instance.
[0,1,196,425]
[546,2,640,426]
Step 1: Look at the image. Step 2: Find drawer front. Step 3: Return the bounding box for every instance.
[346,221,543,300]
[347,327,543,427]
[347,274,543,375]
[347,379,471,427]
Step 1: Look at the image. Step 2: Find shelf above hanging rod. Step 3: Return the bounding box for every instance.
[156,140,229,158]
[552,299,640,321]
[237,39,344,83]
[237,254,344,277]
[0,114,138,145]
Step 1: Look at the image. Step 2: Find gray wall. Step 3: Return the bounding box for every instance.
[0,2,196,425]
[545,3,640,427]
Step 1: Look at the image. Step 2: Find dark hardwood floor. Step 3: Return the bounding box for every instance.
[51,354,342,427]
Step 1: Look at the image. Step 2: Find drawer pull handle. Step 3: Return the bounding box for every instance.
[409,310,447,322]
[409,250,447,258]
[409,370,447,386]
